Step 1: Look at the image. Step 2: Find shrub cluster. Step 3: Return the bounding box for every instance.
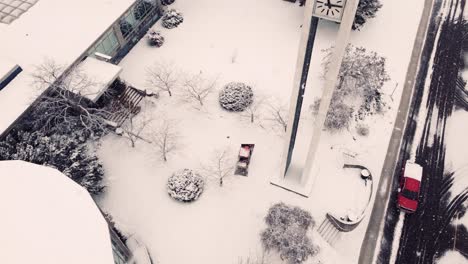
[0,129,105,195]
[162,9,184,29]
[261,203,318,264]
[147,29,165,47]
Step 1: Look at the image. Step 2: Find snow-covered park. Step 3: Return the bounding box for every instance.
[94,0,425,263]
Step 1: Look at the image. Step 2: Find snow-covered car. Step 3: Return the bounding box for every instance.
[397,161,423,213]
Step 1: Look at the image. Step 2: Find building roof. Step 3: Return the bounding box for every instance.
[0,160,115,264]
[78,56,122,102]
[0,0,135,136]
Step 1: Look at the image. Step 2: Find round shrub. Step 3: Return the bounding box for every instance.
[146,29,165,47]
[167,169,204,202]
[162,9,184,29]
[356,123,370,137]
[219,82,254,112]
[161,0,175,5]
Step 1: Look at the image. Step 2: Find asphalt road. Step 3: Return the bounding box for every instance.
[395,0,467,263]
[357,0,439,262]
[362,0,468,263]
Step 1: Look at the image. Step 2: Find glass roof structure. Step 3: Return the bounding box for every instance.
[0,0,39,24]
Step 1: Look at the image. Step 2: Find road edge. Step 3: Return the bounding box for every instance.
[357,0,436,263]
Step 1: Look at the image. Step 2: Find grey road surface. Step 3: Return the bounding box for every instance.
[358,0,438,263]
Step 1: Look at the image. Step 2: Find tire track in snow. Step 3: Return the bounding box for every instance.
[389,212,405,264]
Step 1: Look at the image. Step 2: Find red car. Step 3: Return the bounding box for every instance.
[397,161,423,213]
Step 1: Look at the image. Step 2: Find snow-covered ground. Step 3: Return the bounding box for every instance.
[436,250,468,264]
[96,0,424,263]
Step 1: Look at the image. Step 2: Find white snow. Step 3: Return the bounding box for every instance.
[0,160,114,264]
[445,110,468,172]
[96,0,425,263]
[77,57,122,102]
[436,250,468,264]
[405,162,423,181]
[445,110,468,232]
[389,212,405,264]
[0,0,134,136]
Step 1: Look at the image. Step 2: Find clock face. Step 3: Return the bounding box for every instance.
[313,0,345,22]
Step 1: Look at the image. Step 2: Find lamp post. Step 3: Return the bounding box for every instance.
[273,0,360,196]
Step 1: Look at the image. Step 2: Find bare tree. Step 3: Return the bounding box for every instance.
[238,252,268,264]
[152,120,178,162]
[30,59,110,135]
[241,96,266,124]
[265,100,288,132]
[202,147,235,187]
[118,114,154,148]
[146,61,178,97]
[181,72,217,107]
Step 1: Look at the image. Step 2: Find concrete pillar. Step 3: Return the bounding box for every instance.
[301,0,360,187]
[273,0,360,196]
[279,0,319,178]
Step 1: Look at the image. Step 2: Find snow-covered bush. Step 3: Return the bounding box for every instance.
[162,9,184,29]
[161,0,175,5]
[353,0,383,30]
[319,45,389,131]
[167,169,204,202]
[265,203,314,230]
[356,123,370,136]
[219,82,254,112]
[0,129,105,195]
[261,203,317,264]
[146,29,165,47]
[312,99,353,131]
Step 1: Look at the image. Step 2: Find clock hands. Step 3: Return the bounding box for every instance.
[316,0,342,16]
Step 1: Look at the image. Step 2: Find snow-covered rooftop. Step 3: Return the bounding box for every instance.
[77,57,122,102]
[0,0,135,136]
[0,57,20,83]
[0,160,114,264]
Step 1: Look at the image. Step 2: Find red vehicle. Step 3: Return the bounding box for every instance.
[397,161,423,213]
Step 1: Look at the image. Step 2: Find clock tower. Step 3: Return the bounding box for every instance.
[271,0,359,196]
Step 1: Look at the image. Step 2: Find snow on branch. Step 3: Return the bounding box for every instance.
[151,119,179,162]
[201,147,236,187]
[146,61,179,97]
[30,59,110,135]
[265,99,288,132]
[118,112,154,148]
[181,72,218,108]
